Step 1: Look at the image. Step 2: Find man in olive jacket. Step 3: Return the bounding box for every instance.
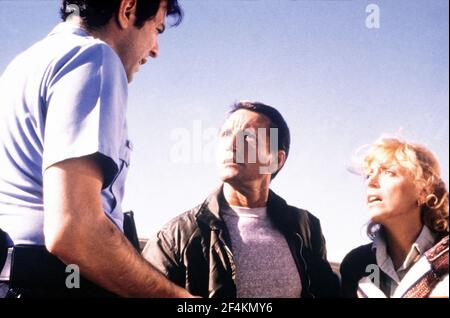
[142,101,340,298]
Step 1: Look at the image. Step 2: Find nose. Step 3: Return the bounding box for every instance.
[140,58,148,66]
[219,132,239,161]
[366,171,379,188]
[224,134,237,152]
[149,41,160,59]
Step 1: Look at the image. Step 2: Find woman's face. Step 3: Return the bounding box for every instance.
[365,160,420,225]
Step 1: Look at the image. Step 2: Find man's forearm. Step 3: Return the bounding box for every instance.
[43,157,192,297]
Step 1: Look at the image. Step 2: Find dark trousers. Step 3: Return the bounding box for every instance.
[5,245,116,298]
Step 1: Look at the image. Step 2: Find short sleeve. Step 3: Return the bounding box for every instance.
[42,42,128,188]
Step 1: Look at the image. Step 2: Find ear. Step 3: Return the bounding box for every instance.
[267,150,286,176]
[417,187,428,207]
[117,0,137,29]
[276,150,287,172]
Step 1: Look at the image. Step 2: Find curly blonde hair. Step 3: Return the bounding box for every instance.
[358,137,449,239]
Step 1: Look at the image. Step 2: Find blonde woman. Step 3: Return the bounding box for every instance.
[340,137,449,298]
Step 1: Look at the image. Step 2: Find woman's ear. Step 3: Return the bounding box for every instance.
[416,182,429,207]
[117,0,137,29]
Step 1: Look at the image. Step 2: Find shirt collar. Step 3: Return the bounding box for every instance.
[48,22,90,38]
[372,225,437,282]
[373,229,399,282]
[413,225,436,254]
[400,225,436,270]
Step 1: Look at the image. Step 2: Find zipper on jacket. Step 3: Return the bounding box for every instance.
[296,233,315,298]
[212,227,237,288]
[222,240,236,282]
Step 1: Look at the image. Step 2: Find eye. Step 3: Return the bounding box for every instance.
[384,170,395,176]
[365,169,374,179]
[244,133,256,145]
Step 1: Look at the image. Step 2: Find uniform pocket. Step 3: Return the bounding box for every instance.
[119,139,133,167]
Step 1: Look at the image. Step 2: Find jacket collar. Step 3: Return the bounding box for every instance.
[372,225,438,286]
[196,185,225,229]
[197,184,294,234]
[266,190,296,235]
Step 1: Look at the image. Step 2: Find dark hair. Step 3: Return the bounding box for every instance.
[60,0,182,31]
[229,101,291,179]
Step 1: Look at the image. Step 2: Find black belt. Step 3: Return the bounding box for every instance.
[0,211,139,297]
[8,244,116,298]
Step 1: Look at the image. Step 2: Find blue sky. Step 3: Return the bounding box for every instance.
[0,0,448,261]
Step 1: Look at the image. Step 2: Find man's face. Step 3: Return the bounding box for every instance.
[120,1,167,82]
[218,109,276,186]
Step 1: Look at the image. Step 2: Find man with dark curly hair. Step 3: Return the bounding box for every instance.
[0,0,193,297]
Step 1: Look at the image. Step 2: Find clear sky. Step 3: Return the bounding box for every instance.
[0,0,448,261]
